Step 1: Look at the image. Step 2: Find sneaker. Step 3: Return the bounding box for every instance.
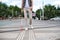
[29,25,34,28]
[25,28,28,30]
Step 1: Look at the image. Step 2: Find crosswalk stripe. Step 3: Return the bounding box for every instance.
[17,31,25,40]
[29,30,36,40]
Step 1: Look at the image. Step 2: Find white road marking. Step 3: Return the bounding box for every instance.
[17,31,25,40]
[29,30,36,40]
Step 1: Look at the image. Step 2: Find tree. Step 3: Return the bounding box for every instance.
[56,6,60,16]
[0,2,21,19]
[44,4,56,19]
[36,9,42,20]
[0,2,8,18]
[14,6,21,17]
[8,5,21,17]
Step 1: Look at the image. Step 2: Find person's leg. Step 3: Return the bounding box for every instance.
[28,8,32,25]
[24,8,28,26]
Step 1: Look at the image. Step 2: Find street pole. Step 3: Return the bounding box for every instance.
[40,8,41,20]
[16,11,17,16]
[12,9,13,18]
[42,1,44,20]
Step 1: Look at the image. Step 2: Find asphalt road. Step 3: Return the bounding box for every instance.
[0,19,60,40]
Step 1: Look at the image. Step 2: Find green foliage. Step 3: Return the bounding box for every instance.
[36,4,60,20]
[36,9,42,20]
[0,2,21,18]
[56,7,60,16]
[44,4,56,19]
[0,2,60,20]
